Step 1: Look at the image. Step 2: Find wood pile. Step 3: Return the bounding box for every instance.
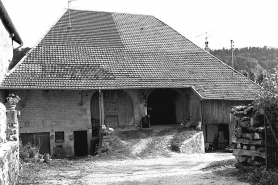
[230,105,266,168]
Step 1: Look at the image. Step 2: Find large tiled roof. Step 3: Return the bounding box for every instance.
[0,9,260,100]
[0,0,23,44]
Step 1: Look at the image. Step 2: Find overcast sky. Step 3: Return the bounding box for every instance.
[3,0,278,50]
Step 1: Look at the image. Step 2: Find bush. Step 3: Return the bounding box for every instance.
[19,141,41,162]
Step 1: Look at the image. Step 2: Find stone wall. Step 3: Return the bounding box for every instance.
[11,89,142,155]
[10,88,191,156]
[0,142,19,185]
[180,132,205,154]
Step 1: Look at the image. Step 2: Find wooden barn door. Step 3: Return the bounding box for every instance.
[91,90,133,128]
[20,132,50,154]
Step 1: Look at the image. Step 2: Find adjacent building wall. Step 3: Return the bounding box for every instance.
[0,16,20,184]
[0,18,13,80]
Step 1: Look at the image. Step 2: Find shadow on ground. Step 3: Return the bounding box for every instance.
[201,158,250,184]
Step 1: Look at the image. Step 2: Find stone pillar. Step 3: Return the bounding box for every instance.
[0,103,20,184]
[6,109,18,142]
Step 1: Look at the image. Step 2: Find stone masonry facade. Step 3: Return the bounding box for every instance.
[11,88,189,156]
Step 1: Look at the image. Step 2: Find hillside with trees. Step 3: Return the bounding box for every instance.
[211,47,278,84]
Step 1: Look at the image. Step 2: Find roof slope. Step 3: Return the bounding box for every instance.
[0,0,22,44]
[1,9,260,100]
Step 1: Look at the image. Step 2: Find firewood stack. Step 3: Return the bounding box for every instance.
[230,105,266,168]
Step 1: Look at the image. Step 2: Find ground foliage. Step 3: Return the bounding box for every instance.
[19,141,41,162]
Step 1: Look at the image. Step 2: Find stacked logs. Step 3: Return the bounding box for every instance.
[230,105,266,168]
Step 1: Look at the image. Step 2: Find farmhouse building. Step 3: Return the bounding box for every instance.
[0,9,259,156]
[0,0,22,85]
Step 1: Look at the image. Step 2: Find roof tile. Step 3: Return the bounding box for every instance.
[1,9,260,100]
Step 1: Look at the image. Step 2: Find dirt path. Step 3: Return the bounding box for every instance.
[19,152,250,185]
[19,128,250,184]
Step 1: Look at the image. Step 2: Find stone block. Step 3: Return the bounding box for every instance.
[180,132,205,154]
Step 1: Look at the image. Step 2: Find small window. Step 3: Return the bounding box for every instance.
[55,132,64,143]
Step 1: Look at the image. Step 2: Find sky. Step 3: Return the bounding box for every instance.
[2,0,278,50]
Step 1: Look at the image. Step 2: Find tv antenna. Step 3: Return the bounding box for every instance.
[196,32,212,51]
[67,0,78,29]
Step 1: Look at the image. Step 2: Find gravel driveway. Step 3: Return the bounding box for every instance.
[19,152,250,185]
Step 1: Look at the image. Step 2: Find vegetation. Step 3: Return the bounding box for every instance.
[19,141,41,162]
[246,167,278,185]
[9,47,31,70]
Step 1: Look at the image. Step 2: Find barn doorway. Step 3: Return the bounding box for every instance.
[91,90,133,128]
[74,131,88,156]
[218,124,229,149]
[147,89,182,125]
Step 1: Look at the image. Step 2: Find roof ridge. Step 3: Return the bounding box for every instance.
[152,17,203,52]
[69,8,154,17]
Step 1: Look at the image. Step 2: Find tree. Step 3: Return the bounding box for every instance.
[9,47,31,70]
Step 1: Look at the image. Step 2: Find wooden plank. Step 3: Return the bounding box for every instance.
[238,156,249,163]
[241,133,263,140]
[235,138,265,145]
[245,127,265,133]
[233,149,266,158]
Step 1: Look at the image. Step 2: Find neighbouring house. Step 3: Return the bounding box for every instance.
[0,0,23,184]
[0,9,260,156]
[0,0,22,99]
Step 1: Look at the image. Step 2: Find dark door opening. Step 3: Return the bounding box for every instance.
[74,131,88,156]
[218,124,229,149]
[147,89,178,125]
